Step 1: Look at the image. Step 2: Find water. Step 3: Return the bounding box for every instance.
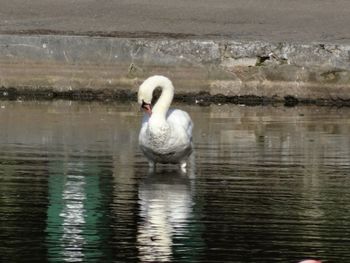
[0,100,350,263]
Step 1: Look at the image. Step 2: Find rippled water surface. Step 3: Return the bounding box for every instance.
[1,101,350,263]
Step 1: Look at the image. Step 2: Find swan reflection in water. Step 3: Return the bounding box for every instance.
[137,169,194,262]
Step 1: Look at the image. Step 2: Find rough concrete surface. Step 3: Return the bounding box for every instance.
[1,0,350,43]
[0,0,350,104]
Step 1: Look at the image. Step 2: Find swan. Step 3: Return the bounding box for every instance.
[138,75,193,169]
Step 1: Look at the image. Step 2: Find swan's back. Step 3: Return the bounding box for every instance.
[166,109,193,139]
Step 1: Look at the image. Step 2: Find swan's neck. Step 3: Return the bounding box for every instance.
[147,78,174,137]
[151,79,174,119]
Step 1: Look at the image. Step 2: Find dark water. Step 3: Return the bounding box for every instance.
[1,101,350,263]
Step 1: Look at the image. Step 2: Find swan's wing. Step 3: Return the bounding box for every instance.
[139,109,193,164]
[166,109,193,139]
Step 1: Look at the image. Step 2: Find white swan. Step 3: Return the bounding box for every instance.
[138,75,193,169]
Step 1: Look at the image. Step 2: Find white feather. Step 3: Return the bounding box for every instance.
[138,76,193,167]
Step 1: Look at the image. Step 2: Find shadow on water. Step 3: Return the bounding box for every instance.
[1,101,350,263]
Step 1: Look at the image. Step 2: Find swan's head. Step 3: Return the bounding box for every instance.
[138,80,153,115]
[138,75,174,116]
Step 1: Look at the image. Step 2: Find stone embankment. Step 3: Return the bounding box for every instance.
[1,34,350,105]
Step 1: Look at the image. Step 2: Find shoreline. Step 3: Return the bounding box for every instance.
[1,86,349,107]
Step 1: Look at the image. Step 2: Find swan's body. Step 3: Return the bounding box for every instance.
[138,75,193,168]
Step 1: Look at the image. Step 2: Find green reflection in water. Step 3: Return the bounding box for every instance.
[46,167,64,263]
[46,158,108,262]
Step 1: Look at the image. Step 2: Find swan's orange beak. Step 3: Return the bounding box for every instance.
[141,101,152,115]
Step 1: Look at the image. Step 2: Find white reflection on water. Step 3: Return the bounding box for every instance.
[137,171,193,262]
[60,172,86,262]
[46,161,88,263]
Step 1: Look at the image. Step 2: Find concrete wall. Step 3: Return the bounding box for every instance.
[1,35,350,103]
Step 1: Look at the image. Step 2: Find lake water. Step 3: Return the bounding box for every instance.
[0,100,350,263]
